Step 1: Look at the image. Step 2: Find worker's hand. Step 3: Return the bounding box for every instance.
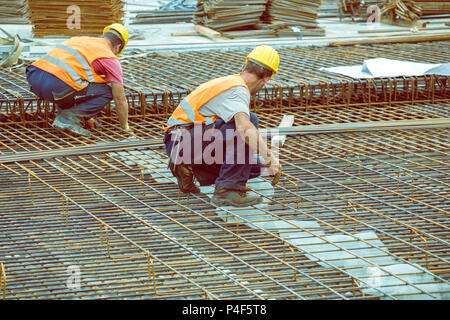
[265,155,282,185]
[264,154,279,172]
[271,163,282,186]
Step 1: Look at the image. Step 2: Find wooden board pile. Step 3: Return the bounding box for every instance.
[414,0,450,16]
[193,0,269,32]
[27,0,125,38]
[0,0,29,24]
[262,0,325,35]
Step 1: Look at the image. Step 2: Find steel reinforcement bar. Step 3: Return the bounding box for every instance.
[0,42,449,124]
[0,102,448,299]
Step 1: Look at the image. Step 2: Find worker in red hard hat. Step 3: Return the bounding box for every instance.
[26,23,131,137]
[164,45,282,207]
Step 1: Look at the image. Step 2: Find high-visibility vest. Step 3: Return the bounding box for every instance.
[32,37,118,91]
[165,74,250,131]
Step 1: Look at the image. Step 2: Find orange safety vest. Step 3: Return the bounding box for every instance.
[165,74,250,131]
[32,37,118,91]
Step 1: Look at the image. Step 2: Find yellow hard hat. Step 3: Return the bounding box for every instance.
[103,23,129,57]
[245,45,280,76]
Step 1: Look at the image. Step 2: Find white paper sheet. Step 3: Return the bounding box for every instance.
[322,58,450,78]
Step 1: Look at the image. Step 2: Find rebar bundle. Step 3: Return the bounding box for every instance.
[382,0,422,22]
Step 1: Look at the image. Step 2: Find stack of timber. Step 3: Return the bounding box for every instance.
[0,0,29,24]
[262,0,326,36]
[414,0,450,17]
[27,0,125,38]
[193,0,268,32]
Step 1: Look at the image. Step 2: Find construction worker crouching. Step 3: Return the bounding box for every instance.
[164,45,282,208]
[25,23,131,137]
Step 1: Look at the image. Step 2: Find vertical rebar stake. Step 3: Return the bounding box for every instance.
[356,154,360,177]
[346,201,358,232]
[420,236,429,269]
[289,180,299,209]
[344,202,348,225]
[99,223,104,245]
[0,263,5,300]
[345,152,348,172]
[404,172,414,201]
[140,166,146,196]
[409,228,414,257]
[62,193,69,227]
[186,193,190,212]
[105,226,111,259]
[351,278,357,297]
[104,153,108,173]
[147,254,157,294]
[28,172,35,204]
[289,246,297,281]
[234,217,240,248]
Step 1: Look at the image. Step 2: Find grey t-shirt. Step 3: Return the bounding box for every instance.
[198,86,250,123]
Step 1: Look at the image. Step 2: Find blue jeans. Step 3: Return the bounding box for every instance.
[163,112,263,191]
[26,65,113,119]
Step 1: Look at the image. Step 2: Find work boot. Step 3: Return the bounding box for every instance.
[85,118,101,130]
[168,161,200,194]
[211,186,263,207]
[52,113,92,137]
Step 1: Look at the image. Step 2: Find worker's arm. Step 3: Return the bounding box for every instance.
[111,82,130,131]
[234,112,280,174]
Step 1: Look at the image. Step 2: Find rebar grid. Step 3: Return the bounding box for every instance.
[0,100,448,300]
[1,42,449,124]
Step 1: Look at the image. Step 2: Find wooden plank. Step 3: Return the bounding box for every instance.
[358,26,450,34]
[260,118,450,136]
[171,30,199,37]
[194,25,222,40]
[271,115,295,147]
[330,33,450,46]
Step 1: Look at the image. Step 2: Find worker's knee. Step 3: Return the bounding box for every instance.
[86,83,113,100]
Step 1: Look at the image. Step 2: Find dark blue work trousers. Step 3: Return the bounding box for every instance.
[163,112,263,191]
[25,65,113,119]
